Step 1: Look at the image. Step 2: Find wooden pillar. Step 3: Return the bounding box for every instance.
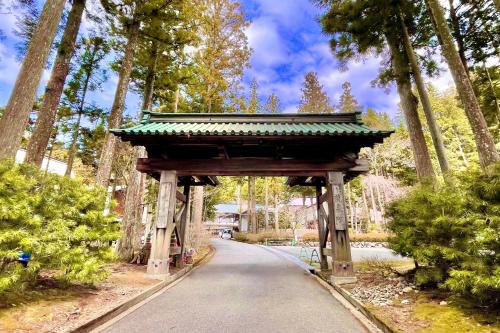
[177,185,191,268]
[316,185,328,271]
[326,172,356,284]
[147,170,177,276]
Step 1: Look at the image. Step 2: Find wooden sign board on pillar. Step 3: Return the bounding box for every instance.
[156,176,174,228]
[329,173,347,231]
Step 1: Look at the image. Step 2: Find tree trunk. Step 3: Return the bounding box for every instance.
[65,111,82,176]
[264,177,269,230]
[96,20,140,187]
[274,193,279,233]
[386,33,435,180]
[0,0,67,159]
[25,0,85,166]
[494,0,500,12]
[426,0,499,168]
[118,41,159,259]
[453,125,469,167]
[448,0,469,74]
[191,186,204,249]
[367,177,379,226]
[361,182,371,225]
[248,176,257,233]
[400,11,450,174]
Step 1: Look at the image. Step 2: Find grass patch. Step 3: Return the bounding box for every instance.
[413,294,500,333]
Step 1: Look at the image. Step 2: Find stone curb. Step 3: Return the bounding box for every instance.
[310,269,396,333]
[71,246,216,333]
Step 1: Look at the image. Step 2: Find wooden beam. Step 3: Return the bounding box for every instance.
[176,191,186,203]
[137,158,358,176]
[318,192,328,204]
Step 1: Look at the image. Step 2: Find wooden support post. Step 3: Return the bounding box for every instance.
[316,185,328,271]
[326,172,356,284]
[147,170,177,276]
[176,185,191,268]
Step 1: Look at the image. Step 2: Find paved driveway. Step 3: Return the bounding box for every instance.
[103,239,367,333]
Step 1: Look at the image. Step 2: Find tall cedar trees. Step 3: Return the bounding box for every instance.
[298,72,334,113]
[118,1,197,259]
[25,0,86,166]
[338,82,361,113]
[0,0,66,160]
[95,0,144,187]
[319,1,435,179]
[425,0,499,168]
[399,9,450,173]
[191,0,251,113]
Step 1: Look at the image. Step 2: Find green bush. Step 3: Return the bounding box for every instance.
[0,160,120,293]
[386,163,499,305]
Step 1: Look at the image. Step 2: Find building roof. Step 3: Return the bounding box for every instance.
[111,111,391,138]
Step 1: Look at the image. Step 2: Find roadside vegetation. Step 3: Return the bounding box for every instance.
[0,160,119,296]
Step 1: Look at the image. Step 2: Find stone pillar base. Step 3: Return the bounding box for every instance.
[147,258,170,275]
[331,275,358,285]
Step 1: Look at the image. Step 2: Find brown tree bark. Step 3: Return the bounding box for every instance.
[25,0,85,166]
[248,176,257,233]
[118,41,159,259]
[96,20,140,187]
[274,193,280,233]
[0,0,67,159]
[264,177,269,230]
[400,11,450,174]
[387,33,436,180]
[426,0,499,168]
[65,111,82,176]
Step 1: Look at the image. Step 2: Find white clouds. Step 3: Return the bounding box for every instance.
[246,16,288,68]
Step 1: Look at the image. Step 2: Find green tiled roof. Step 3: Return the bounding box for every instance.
[111,111,392,137]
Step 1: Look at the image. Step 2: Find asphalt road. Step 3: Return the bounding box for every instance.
[103,239,367,333]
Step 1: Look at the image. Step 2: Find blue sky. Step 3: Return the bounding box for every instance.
[0,0,455,120]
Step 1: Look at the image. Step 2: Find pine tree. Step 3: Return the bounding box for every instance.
[338,81,361,113]
[0,0,66,159]
[298,72,334,114]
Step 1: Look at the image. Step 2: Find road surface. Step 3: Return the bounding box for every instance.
[103,239,367,333]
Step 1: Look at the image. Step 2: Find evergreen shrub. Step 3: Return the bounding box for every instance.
[0,160,120,293]
[386,163,499,305]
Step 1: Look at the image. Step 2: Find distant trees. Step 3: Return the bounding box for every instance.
[191,0,251,113]
[338,82,361,113]
[298,71,334,114]
[264,93,282,114]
